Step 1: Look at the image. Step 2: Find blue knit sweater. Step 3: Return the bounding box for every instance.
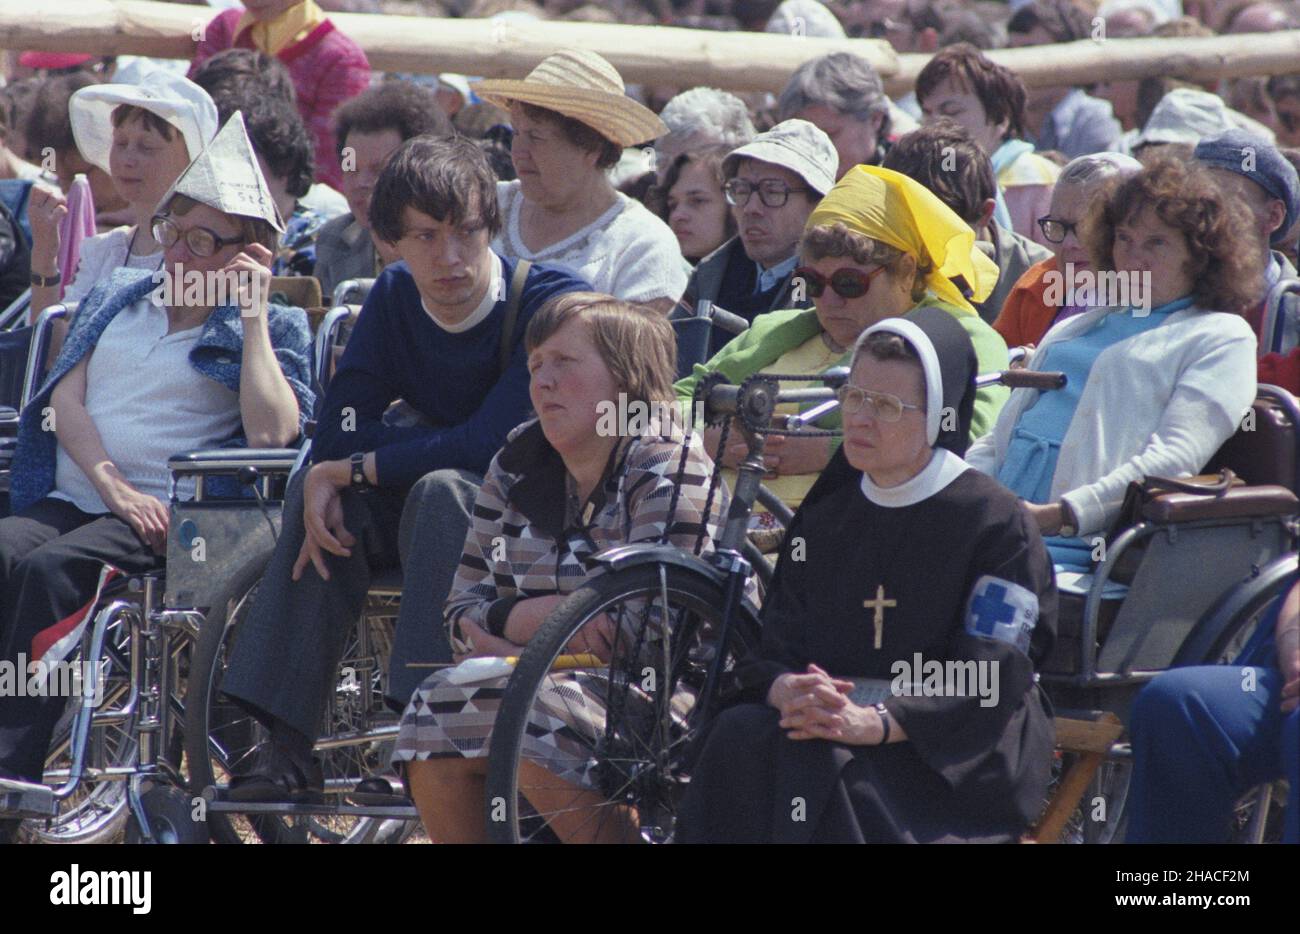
[10,266,314,515]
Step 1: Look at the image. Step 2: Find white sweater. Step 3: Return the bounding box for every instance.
[493,180,689,304]
[966,303,1258,536]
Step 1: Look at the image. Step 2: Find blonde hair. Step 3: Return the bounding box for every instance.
[525,291,679,416]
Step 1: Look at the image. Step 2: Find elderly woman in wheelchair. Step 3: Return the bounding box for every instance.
[676,166,1010,529]
[966,155,1259,566]
[0,114,312,795]
[391,292,750,844]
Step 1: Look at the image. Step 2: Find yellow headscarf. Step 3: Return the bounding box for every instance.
[805,164,999,316]
[236,1,327,58]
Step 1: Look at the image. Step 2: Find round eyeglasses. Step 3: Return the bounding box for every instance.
[152,216,246,258]
[723,178,810,209]
[794,265,887,300]
[836,385,924,422]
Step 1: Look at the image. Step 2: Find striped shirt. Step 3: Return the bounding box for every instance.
[445,418,748,651]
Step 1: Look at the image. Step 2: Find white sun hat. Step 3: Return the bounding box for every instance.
[70,69,218,176]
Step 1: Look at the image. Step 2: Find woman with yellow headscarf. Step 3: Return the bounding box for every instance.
[676,164,1010,513]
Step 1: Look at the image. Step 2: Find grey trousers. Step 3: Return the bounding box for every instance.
[220,466,480,741]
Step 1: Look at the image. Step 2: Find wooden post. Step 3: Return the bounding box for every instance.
[0,0,899,90]
[2,1,1300,95]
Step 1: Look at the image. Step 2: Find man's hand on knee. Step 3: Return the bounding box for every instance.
[292,460,359,582]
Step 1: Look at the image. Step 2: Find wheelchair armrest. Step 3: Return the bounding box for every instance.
[168,447,302,475]
[1142,485,1298,524]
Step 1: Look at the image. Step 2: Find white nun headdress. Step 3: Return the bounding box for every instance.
[855,305,979,456]
[155,111,285,233]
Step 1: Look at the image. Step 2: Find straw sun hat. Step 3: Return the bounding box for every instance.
[474,50,667,148]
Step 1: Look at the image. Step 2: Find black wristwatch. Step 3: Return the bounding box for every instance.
[1058,500,1079,537]
[873,703,891,745]
[349,452,369,489]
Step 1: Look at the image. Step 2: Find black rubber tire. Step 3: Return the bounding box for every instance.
[182,547,293,845]
[484,563,760,844]
[1177,560,1298,666]
[125,785,210,844]
[184,548,412,845]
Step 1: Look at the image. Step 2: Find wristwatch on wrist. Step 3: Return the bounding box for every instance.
[349,452,368,489]
[873,702,891,745]
[30,270,61,288]
[1058,500,1079,537]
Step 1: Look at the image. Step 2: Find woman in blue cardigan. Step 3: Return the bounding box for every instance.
[0,113,313,788]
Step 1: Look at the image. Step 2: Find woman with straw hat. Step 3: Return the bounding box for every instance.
[475,50,689,314]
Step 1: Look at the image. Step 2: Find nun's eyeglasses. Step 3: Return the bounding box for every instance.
[152,216,246,258]
[836,385,923,422]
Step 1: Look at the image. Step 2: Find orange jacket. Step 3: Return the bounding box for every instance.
[991,257,1058,350]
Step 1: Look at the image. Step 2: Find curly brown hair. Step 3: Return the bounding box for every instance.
[1082,155,1263,314]
[800,222,933,304]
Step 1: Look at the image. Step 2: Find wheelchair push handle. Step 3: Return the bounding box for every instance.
[693,300,750,338]
[978,369,1068,391]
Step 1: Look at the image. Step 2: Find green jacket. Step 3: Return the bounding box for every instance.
[674,296,1010,444]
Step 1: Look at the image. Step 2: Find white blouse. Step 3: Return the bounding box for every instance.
[62,226,164,307]
[51,297,241,513]
[493,180,689,305]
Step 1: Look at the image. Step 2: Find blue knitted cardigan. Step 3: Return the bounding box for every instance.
[10,266,314,515]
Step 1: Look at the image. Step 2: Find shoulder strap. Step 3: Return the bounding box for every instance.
[498,259,532,378]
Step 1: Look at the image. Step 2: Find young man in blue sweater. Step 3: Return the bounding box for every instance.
[220,135,589,803]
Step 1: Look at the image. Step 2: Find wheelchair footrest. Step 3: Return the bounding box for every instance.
[0,777,58,818]
[203,788,417,821]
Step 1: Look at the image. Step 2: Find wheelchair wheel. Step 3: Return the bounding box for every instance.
[1196,564,1297,844]
[185,549,412,844]
[21,603,139,844]
[484,563,760,844]
[124,785,209,844]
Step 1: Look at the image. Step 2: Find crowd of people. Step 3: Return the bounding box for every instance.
[0,0,1297,845]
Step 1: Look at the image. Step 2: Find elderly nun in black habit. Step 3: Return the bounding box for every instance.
[678,305,1058,844]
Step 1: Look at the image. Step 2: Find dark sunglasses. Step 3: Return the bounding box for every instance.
[794,265,887,300]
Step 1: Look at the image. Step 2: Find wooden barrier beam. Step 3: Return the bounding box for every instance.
[3,1,1300,96]
[0,0,898,91]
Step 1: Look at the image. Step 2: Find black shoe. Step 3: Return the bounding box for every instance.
[226,743,325,805]
[347,773,410,807]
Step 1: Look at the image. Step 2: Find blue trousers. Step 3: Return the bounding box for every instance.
[1128,662,1299,843]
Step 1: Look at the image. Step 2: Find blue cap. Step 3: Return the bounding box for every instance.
[1194,129,1300,244]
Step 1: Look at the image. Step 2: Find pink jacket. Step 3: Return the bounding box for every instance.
[190,8,371,190]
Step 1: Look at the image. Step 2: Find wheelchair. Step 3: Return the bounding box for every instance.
[181,277,423,843]
[0,281,416,843]
[1032,383,1298,844]
[482,303,1298,844]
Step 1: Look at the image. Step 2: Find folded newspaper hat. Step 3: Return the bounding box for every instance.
[155,111,284,233]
